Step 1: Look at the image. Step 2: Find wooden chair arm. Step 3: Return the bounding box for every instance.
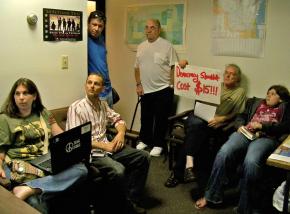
[168,109,194,122]
[106,127,139,141]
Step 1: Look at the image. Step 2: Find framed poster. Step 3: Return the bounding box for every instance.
[125,1,186,51]
[43,8,83,41]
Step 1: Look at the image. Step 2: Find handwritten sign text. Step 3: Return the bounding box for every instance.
[174,64,222,104]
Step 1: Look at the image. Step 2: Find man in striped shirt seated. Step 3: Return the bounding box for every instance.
[66,73,150,214]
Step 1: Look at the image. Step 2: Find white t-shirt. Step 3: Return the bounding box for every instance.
[135,37,178,94]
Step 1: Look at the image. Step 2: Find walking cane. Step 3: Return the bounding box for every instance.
[129,96,141,132]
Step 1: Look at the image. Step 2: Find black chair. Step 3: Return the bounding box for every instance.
[165,109,193,170]
[106,125,139,148]
[106,97,141,148]
[165,105,237,171]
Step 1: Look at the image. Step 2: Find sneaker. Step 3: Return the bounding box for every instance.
[136,142,148,150]
[164,172,180,188]
[184,167,196,183]
[149,147,163,157]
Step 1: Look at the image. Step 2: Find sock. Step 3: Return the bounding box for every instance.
[185,155,194,169]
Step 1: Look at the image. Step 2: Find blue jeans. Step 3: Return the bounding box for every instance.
[90,146,150,203]
[205,132,279,213]
[5,163,88,213]
[26,163,88,200]
[5,163,87,200]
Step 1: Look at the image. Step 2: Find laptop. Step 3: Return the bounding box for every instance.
[30,121,92,175]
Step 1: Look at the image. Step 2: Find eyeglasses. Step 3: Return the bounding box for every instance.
[89,11,106,23]
[145,26,158,31]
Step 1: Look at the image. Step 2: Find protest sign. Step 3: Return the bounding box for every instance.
[174,64,222,104]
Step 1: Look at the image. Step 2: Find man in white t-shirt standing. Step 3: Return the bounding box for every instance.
[134,19,179,157]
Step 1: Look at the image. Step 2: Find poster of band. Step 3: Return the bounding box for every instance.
[174,64,222,104]
[43,8,82,41]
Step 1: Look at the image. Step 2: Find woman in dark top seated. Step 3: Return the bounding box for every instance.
[195,85,290,214]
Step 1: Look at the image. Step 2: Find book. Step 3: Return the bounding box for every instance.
[240,126,257,140]
[268,135,290,163]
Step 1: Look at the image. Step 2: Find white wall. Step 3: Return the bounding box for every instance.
[1,0,289,132]
[0,0,87,109]
[106,0,290,131]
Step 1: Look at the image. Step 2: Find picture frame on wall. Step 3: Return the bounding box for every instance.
[125,1,186,52]
[43,8,83,41]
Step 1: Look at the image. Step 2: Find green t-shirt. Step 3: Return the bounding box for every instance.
[0,109,52,161]
[216,84,246,116]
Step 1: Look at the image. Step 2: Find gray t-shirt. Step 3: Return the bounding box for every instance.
[135,37,178,94]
